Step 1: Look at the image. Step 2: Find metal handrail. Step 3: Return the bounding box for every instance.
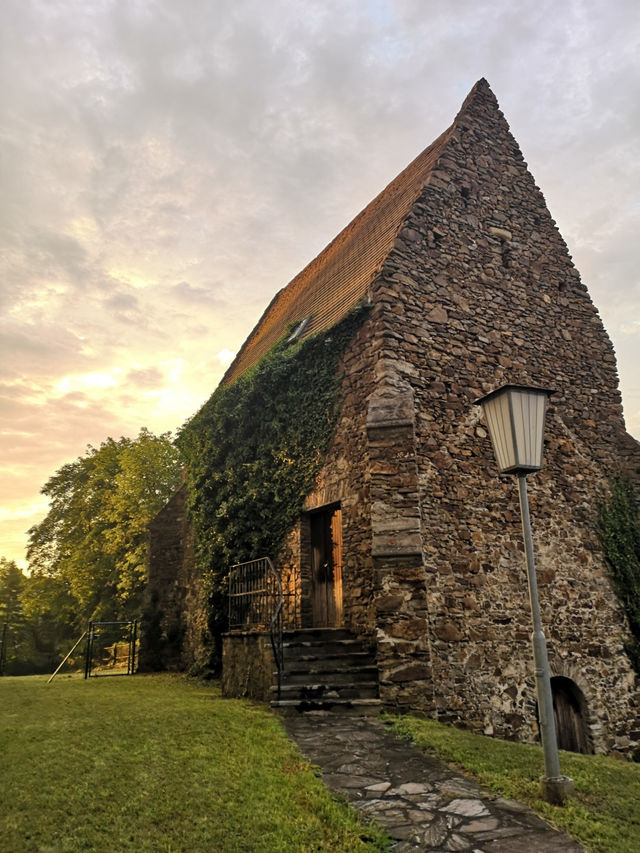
[269,583,284,701]
[228,557,284,699]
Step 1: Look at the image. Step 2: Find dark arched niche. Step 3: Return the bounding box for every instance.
[551,676,593,754]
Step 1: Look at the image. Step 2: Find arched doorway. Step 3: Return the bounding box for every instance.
[551,676,592,754]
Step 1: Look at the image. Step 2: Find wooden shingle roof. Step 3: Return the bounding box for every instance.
[222,80,488,385]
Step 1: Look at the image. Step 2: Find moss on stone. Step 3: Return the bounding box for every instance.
[597,474,640,673]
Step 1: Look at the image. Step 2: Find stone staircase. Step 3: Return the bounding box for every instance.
[270,628,381,715]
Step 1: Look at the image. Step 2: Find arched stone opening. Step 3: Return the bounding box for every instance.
[551,676,593,754]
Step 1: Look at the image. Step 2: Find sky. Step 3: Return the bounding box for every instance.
[2,0,639,568]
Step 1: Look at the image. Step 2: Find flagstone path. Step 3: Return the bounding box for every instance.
[283,713,583,852]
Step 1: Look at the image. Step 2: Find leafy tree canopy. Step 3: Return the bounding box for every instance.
[0,557,23,626]
[0,557,66,675]
[27,428,183,629]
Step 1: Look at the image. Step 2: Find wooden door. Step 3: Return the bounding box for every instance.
[310,507,343,627]
[551,677,591,754]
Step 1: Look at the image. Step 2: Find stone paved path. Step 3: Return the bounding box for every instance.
[283,713,583,852]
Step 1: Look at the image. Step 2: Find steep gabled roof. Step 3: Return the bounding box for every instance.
[222,80,490,385]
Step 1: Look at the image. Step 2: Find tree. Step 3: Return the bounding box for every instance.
[102,429,185,602]
[0,557,23,626]
[0,557,60,674]
[19,570,78,669]
[0,558,28,673]
[27,429,182,629]
[1,557,24,673]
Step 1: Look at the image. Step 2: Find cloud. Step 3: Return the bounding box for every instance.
[215,349,236,367]
[170,280,229,308]
[1,0,638,565]
[0,321,89,376]
[126,365,165,389]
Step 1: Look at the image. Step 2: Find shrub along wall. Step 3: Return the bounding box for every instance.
[598,475,640,675]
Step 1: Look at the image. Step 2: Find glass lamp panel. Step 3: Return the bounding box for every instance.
[483,391,517,472]
[510,388,547,470]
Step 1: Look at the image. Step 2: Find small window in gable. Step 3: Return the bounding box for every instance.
[287,316,312,343]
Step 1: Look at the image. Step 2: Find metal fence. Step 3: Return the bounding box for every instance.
[228,558,300,699]
[84,620,138,678]
[228,558,277,629]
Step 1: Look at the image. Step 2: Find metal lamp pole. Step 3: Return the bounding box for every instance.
[517,473,561,783]
[475,385,573,805]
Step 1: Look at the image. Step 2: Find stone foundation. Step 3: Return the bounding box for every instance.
[221,633,274,702]
[139,483,212,673]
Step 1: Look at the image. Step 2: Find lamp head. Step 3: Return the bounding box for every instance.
[474,384,554,474]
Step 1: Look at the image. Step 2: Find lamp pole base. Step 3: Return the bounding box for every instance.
[539,775,574,805]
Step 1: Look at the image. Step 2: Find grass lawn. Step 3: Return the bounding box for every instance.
[389,715,640,853]
[0,674,388,852]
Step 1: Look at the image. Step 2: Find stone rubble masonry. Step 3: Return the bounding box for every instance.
[299,316,381,635]
[139,483,210,674]
[221,632,274,701]
[367,371,436,714]
[364,80,640,753]
[144,80,640,756]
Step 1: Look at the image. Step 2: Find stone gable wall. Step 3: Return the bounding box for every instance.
[368,82,640,753]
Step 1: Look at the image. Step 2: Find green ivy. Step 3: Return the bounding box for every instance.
[597,474,640,674]
[177,305,370,666]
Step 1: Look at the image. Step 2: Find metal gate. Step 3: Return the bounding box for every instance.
[84,620,138,678]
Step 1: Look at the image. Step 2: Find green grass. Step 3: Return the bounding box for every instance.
[389,715,640,853]
[0,674,388,852]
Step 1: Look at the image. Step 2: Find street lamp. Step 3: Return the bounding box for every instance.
[475,384,573,805]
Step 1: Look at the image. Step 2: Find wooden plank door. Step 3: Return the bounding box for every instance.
[552,677,590,754]
[310,507,343,627]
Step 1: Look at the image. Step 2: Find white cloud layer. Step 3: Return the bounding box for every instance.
[1,0,639,565]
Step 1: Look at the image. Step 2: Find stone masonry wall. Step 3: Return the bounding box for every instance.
[366,377,437,714]
[221,632,274,701]
[268,301,441,713]
[370,80,640,754]
[271,297,440,714]
[139,483,211,673]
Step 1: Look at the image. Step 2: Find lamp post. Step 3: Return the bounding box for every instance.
[475,384,573,805]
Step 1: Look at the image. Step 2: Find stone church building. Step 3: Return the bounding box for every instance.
[142,80,640,758]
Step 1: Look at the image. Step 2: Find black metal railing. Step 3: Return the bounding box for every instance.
[228,557,291,699]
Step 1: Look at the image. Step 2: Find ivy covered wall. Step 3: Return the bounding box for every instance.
[598,475,640,675]
[175,305,370,666]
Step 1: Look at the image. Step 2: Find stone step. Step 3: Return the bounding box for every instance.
[282,640,374,659]
[282,651,376,670]
[271,697,382,717]
[271,681,379,702]
[274,628,380,717]
[283,628,355,643]
[280,665,379,685]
